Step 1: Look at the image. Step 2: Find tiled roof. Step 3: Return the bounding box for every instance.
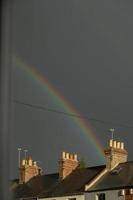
[89,161,133,192]
[12,173,59,199]
[39,165,105,198]
[12,161,133,199]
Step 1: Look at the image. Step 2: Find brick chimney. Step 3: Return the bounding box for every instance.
[19,156,42,184]
[104,139,128,170]
[59,152,79,180]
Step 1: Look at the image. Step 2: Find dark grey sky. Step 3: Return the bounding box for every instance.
[11,0,133,178]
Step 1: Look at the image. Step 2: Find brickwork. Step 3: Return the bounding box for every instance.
[104,140,128,170]
[19,157,42,183]
[125,189,133,200]
[59,152,79,180]
[126,195,133,200]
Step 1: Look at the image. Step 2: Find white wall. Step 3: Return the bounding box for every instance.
[85,190,125,200]
[39,194,85,200]
[39,190,126,200]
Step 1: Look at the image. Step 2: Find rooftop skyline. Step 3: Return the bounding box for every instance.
[9,0,133,179]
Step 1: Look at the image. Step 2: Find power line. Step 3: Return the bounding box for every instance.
[13,99,133,129]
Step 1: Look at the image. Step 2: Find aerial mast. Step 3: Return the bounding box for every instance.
[109,128,115,141]
[18,148,22,167]
[24,149,28,160]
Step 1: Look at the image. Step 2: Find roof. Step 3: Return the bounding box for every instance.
[40,161,133,198]
[39,165,105,198]
[12,173,59,199]
[89,161,133,192]
[12,161,133,199]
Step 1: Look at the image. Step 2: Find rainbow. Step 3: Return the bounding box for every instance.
[14,56,105,162]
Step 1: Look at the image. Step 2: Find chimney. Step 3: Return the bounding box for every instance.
[19,156,42,184]
[59,151,79,180]
[104,139,128,170]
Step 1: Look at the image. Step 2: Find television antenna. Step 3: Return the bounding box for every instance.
[109,128,115,140]
[18,148,22,167]
[24,149,28,160]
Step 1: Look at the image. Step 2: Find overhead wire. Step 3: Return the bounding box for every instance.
[13,99,133,129]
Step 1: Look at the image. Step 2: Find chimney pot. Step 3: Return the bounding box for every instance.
[66,153,69,159]
[62,152,66,159]
[33,161,37,166]
[74,154,77,161]
[28,157,33,166]
[117,142,120,149]
[109,139,113,147]
[22,159,26,166]
[121,142,124,149]
[113,141,117,148]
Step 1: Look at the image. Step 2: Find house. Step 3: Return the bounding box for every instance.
[11,139,133,200]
